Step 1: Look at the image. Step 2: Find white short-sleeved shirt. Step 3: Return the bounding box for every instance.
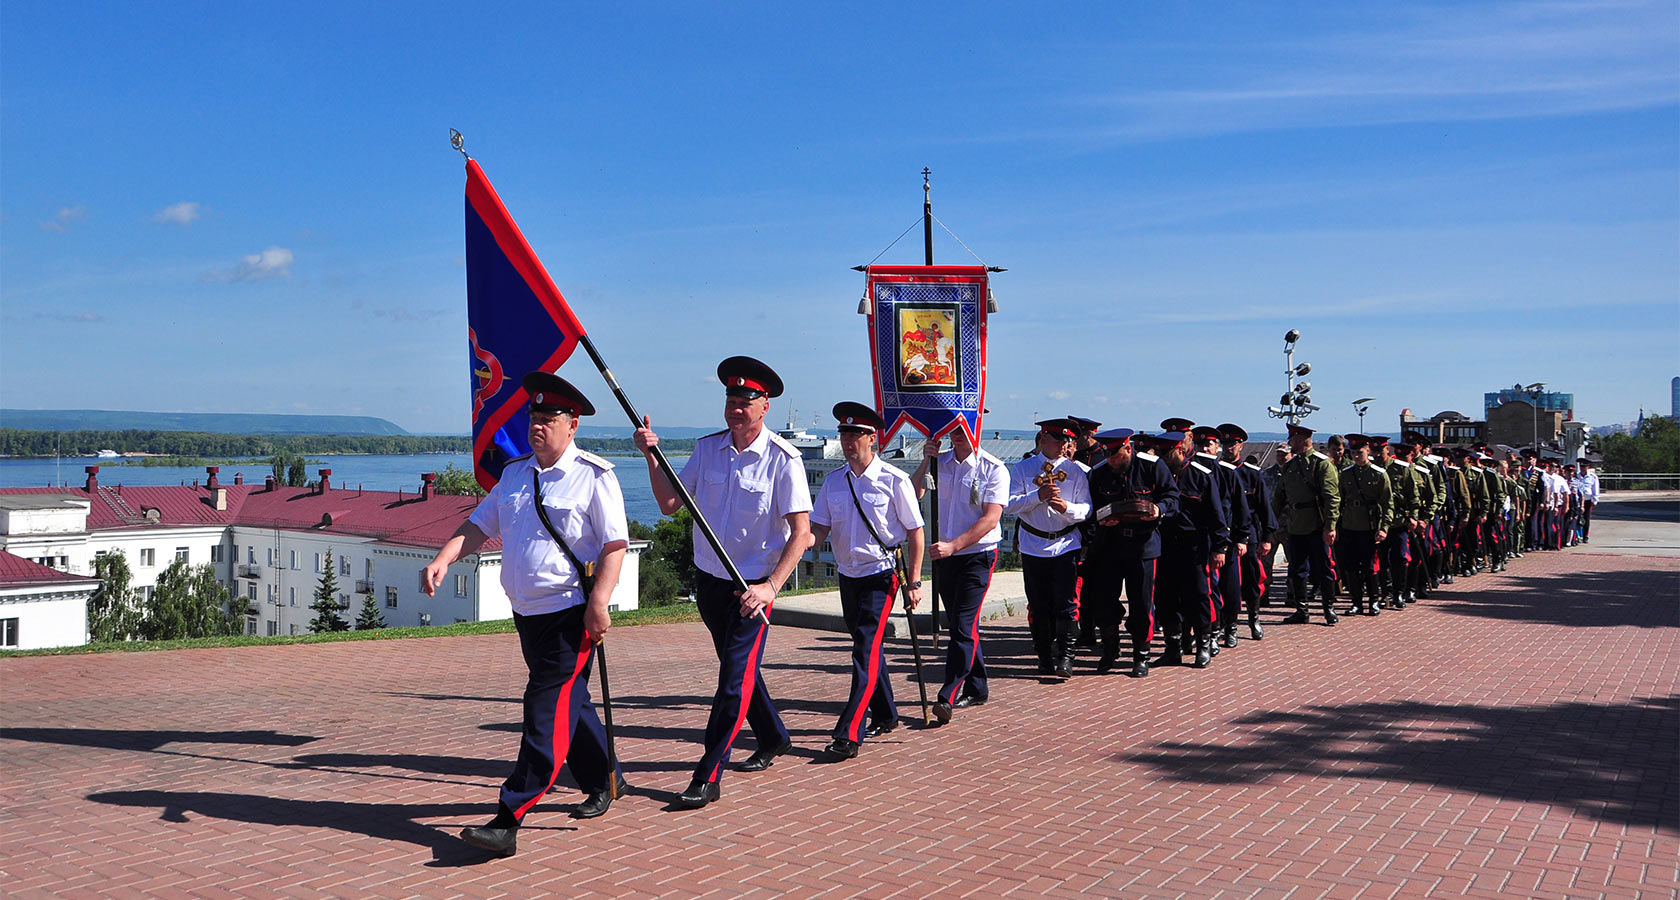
[468,444,629,616]
[930,447,1010,555]
[678,427,813,581]
[811,456,924,578]
[1006,453,1092,558]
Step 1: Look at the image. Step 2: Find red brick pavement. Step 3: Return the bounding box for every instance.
[3,546,1676,899]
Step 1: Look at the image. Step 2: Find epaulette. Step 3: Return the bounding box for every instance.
[1393,460,1412,469]
[1339,463,1353,473]
[1243,462,1261,470]
[700,428,729,443]
[1311,451,1329,461]
[765,430,801,458]
[1136,451,1159,462]
[1191,461,1212,475]
[574,449,614,471]
[1219,459,1238,469]
[508,451,534,464]
[1368,462,1385,471]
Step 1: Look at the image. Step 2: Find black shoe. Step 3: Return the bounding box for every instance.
[1442,574,1455,584]
[1096,649,1117,675]
[931,701,953,725]
[1036,660,1055,676]
[1193,638,1212,668]
[953,694,986,709]
[1130,652,1149,678]
[674,778,720,809]
[735,739,792,773]
[460,823,518,857]
[1154,641,1183,666]
[1207,637,1220,658]
[572,772,630,819]
[1282,610,1309,625]
[1055,656,1074,679]
[819,738,860,761]
[1221,627,1238,649]
[862,720,898,739]
[1248,619,1264,640]
[1323,607,1339,625]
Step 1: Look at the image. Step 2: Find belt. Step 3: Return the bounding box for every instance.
[1019,520,1079,540]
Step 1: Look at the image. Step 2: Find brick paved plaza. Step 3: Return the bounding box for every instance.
[3,500,1677,899]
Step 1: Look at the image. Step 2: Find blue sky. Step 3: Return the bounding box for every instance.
[3,2,1675,435]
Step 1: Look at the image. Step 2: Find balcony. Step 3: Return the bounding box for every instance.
[238,564,262,579]
[354,579,375,594]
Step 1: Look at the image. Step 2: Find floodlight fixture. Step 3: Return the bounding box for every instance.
[1284,329,1300,344]
[1294,362,1311,377]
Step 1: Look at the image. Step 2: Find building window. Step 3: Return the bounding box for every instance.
[247,620,257,636]
[267,547,276,566]
[267,620,278,637]
[339,557,350,576]
[289,550,298,570]
[289,587,297,607]
[386,587,398,608]
[1,618,17,647]
[211,544,224,563]
[289,624,299,635]
[268,584,277,603]
[175,547,189,564]
[140,548,156,567]
[140,585,155,602]
[247,546,255,564]
[825,564,835,577]
[314,553,322,573]
[247,583,257,601]
[455,574,468,597]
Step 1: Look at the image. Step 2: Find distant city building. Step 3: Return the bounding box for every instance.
[0,465,646,649]
[1396,409,1485,448]
[1484,386,1573,419]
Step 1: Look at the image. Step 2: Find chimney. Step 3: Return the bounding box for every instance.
[234,472,244,485]
[264,475,277,492]
[210,487,227,511]
[84,465,99,492]
[318,468,332,493]
[206,466,220,490]
[420,472,435,501]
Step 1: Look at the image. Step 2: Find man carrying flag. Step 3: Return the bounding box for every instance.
[423,373,629,857]
[634,356,812,809]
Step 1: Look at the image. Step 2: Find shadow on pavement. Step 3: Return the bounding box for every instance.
[0,728,318,751]
[84,789,531,866]
[1593,498,1680,524]
[1433,566,1680,629]
[1124,694,1679,829]
[286,752,506,780]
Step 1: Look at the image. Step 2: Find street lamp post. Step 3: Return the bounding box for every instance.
[1524,382,1545,458]
[1267,329,1317,427]
[1353,398,1374,435]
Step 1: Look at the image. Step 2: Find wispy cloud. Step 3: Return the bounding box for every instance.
[40,206,87,233]
[33,311,104,323]
[203,246,293,283]
[152,202,201,226]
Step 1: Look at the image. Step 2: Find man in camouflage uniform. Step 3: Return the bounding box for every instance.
[1338,435,1391,616]
[1272,423,1340,626]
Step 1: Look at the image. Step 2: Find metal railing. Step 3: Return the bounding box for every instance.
[354,579,375,594]
[237,564,262,578]
[1599,473,1680,491]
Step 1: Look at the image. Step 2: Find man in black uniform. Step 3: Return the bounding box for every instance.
[1156,427,1229,668]
[1191,426,1247,655]
[1221,424,1275,640]
[1083,428,1179,677]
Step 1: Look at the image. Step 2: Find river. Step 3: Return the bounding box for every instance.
[0,453,681,526]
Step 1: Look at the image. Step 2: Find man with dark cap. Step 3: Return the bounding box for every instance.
[1272,423,1340,626]
[1083,428,1179,676]
[1222,424,1276,640]
[809,402,924,761]
[1381,439,1423,609]
[1191,425,1248,654]
[1337,435,1391,616]
[1409,433,1447,595]
[1261,444,1292,608]
[1067,415,1104,648]
[1006,418,1092,678]
[1575,459,1600,543]
[634,356,812,809]
[428,373,630,856]
[914,426,1009,724]
[1156,425,1229,667]
[1456,448,1489,577]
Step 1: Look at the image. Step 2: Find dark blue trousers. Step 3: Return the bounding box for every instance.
[934,550,994,704]
[1216,548,1242,630]
[501,606,614,821]
[1339,529,1377,600]
[1022,551,1080,662]
[694,572,789,784]
[835,568,898,742]
[1160,536,1217,640]
[1286,530,1336,593]
[1086,555,1158,647]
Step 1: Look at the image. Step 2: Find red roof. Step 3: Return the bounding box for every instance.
[0,551,100,587]
[0,483,498,552]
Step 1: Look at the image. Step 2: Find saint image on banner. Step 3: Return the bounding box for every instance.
[897,305,959,389]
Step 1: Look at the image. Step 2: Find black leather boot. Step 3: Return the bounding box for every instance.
[1320,586,1339,625]
[1130,642,1150,678]
[1096,633,1118,675]
[1248,612,1264,640]
[1154,637,1182,666]
[1193,635,1212,668]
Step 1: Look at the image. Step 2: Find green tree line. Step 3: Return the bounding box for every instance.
[0,429,470,458]
[1596,416,1680,475]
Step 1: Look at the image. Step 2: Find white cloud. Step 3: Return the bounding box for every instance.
[1047,390,1071,400]
[203,246,294,283]
[152,202,201,226]
[40,206,86,233]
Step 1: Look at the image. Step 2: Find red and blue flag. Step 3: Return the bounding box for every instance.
[464,160,586,490]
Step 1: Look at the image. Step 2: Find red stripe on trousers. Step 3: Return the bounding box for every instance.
[710,614,769,783]
[512,637,594,820]
[846,574,897,742]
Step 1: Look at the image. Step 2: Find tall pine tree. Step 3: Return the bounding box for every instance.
[308,548,349,633]
[355,590,385,630]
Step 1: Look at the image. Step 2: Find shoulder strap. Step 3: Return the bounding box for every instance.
[531,469,594,579]
[844,470,899,555]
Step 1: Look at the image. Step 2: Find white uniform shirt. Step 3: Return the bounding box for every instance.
[678,427,813,581]
[468,444,629,616]
[1575,471,1600,502]
[1006,453,1092,558]
[811,456,924,578]
[930,447,1010,556]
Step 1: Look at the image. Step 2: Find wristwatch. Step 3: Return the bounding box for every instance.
[908,580,923,590]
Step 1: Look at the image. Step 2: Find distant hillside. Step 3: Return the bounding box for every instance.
[2,409,409,436]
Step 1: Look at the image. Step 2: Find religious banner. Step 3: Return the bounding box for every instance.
[865,265,989,444]
[463,160,588,490]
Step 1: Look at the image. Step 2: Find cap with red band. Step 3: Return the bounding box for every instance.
[717,355,784,399]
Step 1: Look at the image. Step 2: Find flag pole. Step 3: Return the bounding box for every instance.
[576,333,769,624]
[921,168,941,649]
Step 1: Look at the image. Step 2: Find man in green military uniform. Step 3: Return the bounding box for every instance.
[1272,423,1341,625]
[1479,455,1509,572]
[1456,448,1490,577]
[1407,436,1442,600]
[1381,441,1424,610]
[1338,435,1391,616]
